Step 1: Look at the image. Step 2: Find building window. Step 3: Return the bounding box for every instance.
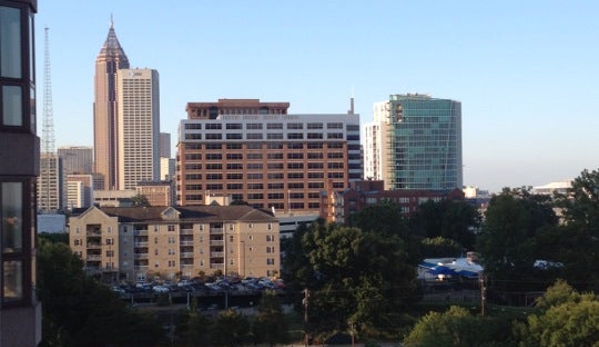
[266,123,283,129]
[2,182,23,252]
[168,225,175,232]
[3,260,23,301]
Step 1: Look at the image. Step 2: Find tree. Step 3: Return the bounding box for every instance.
[37,236,163,347]
[551,168,599,290]
[517,280,599,347]
[476,189,558,293]
[409,200,481,251]
[476,193,535,289]
[420,237,463,258]
[284,221,418,340]
[252,290,290,346]
[131,194,151,207]
[211,309,251,347]
[403,306,517,347]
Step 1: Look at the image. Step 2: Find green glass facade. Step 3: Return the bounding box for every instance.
[387,94,462,190]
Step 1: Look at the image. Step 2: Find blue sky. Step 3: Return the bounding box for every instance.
[35,1,599,192]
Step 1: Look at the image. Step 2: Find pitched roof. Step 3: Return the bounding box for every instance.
[73,205,277,223]
[97,23,129,64]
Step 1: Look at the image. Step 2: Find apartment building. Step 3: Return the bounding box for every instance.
[68,205,280,282]
[177,99,362,212]
[0,0,42,345]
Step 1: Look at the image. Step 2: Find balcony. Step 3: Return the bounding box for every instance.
[180,252,194,258]
[180,240,194,246]
[86,230,101,237]
[134,229,148,236]
[210,228,223,234]
[180,228,194,235]
[210,252,224,258]
[86,242,102,249]
[134,265,149,271]
[181,264,194,268]
[87,254,102,261]
[210,240,224,246]
[134,242,148,247]
[210,263,224,269]
[134,253,148,260]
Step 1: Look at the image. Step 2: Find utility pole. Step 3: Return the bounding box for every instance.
[479,273,486,316]
[303,288,310,347]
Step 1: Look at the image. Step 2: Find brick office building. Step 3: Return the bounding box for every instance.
[177,99,362,212]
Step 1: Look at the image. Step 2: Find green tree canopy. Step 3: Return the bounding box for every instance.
[517,280,599,347]
[284,221,418,340]
[403,306,516,347]
[409,199,481,250]
[131,194,151,207]
[252,290,290,347]
[211,309,251,347]
[37,236,163,347]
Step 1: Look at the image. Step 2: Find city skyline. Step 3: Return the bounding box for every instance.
[36,1,599,192]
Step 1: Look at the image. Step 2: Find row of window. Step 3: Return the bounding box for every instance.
[185,132,352,141]
[184,172,345,181]
[185,122,358,130]
[183,142,360,151]
[186,182,324,190]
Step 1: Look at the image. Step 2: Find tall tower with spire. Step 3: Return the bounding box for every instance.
[93,18,130,190]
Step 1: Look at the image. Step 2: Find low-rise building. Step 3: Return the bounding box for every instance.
[68,205,280,282]
[320,180,465,223]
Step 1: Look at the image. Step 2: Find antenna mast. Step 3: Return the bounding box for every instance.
[42,27,55,213]
[43,27,54,155]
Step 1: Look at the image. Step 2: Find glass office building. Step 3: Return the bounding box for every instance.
[366,94,462,190]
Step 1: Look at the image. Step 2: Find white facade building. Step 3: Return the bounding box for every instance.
[117,68,160,189]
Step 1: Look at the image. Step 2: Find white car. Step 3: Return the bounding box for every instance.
[152,285,170,293]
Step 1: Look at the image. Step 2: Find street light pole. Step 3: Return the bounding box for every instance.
[303,288,310,347]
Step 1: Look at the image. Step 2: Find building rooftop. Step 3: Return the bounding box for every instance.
[72,205,277,223]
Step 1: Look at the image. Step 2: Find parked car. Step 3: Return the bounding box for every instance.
[152,285,170,293]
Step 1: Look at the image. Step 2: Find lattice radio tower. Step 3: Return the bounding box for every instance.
[42,27,55,212]
[42,27,54,155]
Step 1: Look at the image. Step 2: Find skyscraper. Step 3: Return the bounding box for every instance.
[364,94,462,190]
[58,145,93,174]
[93,20,130,190]
[0,1,42,345]
[160,132,171,158]
[117,68,160,189]
[37,153,66,212]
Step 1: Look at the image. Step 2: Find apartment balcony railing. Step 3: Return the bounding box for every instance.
[180,240,194,246]
[86,254,102,261]
[210,252,224,258]
[134,242,148,247]
[134,230,148,236]
[180,252,194,258]
[210,240,224,246]
[86,230,101,237]
[210,263,224,269]
[210,228,223,234]
[134,265,149,271]
[181,264,194,268]
[180,228,194,235]
[134,254,148,260]
[86,243,102,249]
